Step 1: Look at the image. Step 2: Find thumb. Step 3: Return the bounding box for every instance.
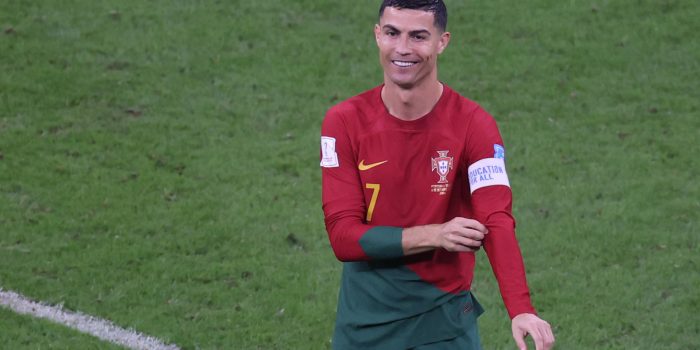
[512,327,528,350]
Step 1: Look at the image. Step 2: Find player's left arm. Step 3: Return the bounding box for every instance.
[465,107,554,349]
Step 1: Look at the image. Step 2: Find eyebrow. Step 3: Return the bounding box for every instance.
[382,24,431,37]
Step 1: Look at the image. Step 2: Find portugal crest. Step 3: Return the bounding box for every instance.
[431,150,453,184]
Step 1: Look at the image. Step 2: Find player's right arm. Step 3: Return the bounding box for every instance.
[321,106,486,262]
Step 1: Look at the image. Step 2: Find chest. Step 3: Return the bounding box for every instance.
[355,129,467,196]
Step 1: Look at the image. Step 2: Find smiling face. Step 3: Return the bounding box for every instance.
[374,7,450,90]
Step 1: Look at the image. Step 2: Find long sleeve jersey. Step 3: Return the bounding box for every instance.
[320,84,535,349]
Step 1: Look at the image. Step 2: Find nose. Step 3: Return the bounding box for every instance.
[395,34,411,55]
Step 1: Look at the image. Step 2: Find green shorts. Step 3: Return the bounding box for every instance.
[409,294,483,350]
[333,290,484,350]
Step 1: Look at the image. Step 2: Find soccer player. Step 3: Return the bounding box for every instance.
[320,1,555,349]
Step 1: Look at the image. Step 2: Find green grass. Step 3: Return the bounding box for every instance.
[1,0,698,349]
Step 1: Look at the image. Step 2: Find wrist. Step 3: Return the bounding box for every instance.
[416,224,441,249]
[426,224,442,248]
[402,224,440,255]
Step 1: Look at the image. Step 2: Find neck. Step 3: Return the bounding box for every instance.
[381,78,443,121]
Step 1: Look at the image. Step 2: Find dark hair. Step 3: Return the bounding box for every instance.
[379,0,448,32]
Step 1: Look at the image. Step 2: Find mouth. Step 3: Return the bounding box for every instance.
[392,60,418,68]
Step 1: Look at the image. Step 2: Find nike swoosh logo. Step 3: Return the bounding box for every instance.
[358,160,388,171]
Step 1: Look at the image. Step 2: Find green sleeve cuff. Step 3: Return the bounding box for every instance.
[358,226,404,260]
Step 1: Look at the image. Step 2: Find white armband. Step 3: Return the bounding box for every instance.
[467,158,510,193]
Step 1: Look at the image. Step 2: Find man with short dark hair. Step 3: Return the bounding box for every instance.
[320,1,555,349]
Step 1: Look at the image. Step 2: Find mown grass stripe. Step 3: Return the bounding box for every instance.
[0,288,179,350]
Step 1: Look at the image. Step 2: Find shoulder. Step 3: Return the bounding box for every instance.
[323,85,382,125]
[442,85,496,129]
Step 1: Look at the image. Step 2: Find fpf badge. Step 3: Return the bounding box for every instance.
[432,150,453,183]
[431,150,453,195]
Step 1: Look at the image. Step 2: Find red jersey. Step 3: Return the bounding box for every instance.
[321,84,535,348]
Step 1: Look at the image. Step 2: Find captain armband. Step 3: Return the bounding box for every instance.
[467,158,510,194]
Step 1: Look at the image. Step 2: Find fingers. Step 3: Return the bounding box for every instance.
[532,319,554,350]
[546,325,555,348]
[444,241,479,252]
[441,229,483,252]
[446,219,487,241]
[447,231,483,246]
[450,217,488,234]
[454,226,486,241]
[513,316,554,350]
[532,327,545,350]
[512,327,528,350]
[542,322,555,350]
[438,217,489,252]
[532,325,555,350]
[446,244,477,253]
[441,233,480,252]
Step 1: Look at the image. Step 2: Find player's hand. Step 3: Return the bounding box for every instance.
[436,217,488,252]
[512,313,555,350]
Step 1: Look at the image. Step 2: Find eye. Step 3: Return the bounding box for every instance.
[412,34,427,41]
[386,30,398,37]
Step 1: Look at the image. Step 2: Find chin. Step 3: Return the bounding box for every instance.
[389,75,423,89]
[392,80,416,89]
[386,73,413,88]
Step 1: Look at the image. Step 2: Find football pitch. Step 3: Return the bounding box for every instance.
[1,0,698,349]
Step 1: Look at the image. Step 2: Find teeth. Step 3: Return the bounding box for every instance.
[393,60,415,67]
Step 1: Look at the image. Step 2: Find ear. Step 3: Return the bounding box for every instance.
[374,24,381,44]
[437,31,451,54]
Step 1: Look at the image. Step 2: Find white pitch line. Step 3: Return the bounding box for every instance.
[0,288,180,350]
